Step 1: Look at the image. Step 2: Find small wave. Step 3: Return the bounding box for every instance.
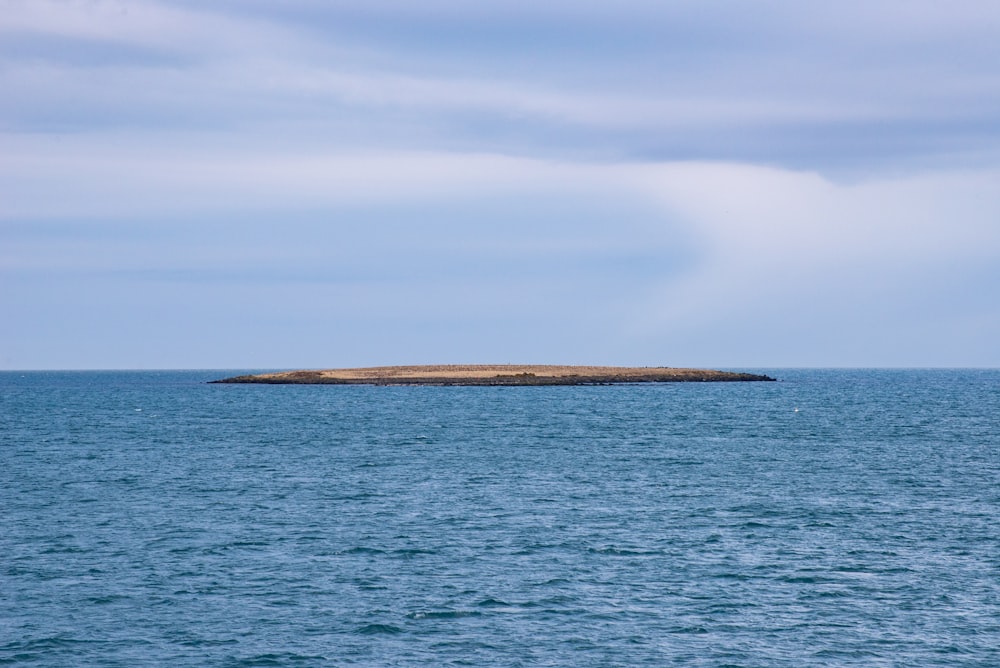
[339,546,386,555]
[810,589,851,598]
[355,623,404,635]
[781,575,832,584]
[587,546,661,556]
[391,548,437,558]
[227,652,329,665]
[521,594,580,609]
[406,609,482,620]
[291,533,325,542]
[669,625,710,634]
[222,540,271,549]
[328,492,383,501]
[38,546,87,555]
[173,636,238,648]
[476,597,511,608]
[833,565,875,574]
[1,635,99,657]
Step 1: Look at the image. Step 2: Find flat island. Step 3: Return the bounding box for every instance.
[212,365,775,386]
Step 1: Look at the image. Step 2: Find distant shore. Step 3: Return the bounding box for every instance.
[211,365,775,386]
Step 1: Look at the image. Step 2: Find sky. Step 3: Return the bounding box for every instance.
[2,0,1000,369]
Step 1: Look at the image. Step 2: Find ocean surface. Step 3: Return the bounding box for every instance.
[1,369,998,667]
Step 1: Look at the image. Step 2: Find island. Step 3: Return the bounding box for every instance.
[211,365,775,385]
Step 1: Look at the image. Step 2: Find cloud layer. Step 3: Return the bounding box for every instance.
[2,0,999,368]
[5,0,1000,166]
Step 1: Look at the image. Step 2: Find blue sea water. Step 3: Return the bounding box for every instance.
[1,369,998,667]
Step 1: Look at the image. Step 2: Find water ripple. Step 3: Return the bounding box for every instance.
[1,369,999,666]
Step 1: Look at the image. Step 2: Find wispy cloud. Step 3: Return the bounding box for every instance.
[4,0,999,167]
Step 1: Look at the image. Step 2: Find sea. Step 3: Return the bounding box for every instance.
[1,369,998,667]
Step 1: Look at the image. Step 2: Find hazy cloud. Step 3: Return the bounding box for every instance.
[2,0,999,367]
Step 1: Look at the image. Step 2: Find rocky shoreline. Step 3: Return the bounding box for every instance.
[211,365,775,386]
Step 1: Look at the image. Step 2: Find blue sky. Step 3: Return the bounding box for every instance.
[2,0,999,369]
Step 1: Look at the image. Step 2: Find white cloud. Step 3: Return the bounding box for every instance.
[4,132,998,301]
[624,162,1000,340]
[0,0,285,54]
[0,138,595,218]
[4,0,999,169]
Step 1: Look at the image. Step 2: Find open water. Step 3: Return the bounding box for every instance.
[1,369,998,666]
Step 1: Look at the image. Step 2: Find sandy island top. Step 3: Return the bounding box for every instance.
[213,365,774,385]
